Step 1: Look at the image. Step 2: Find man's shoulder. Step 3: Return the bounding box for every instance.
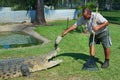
[91,12,101,15]
[77,16,84,21]
[91,12,103,19]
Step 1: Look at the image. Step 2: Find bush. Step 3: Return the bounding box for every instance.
[85,2,97,10]
[76,2,97,18]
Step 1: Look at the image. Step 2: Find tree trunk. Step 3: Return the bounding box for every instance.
[35,0,46,25]
[69,0,72,8]
[85,0,87,6]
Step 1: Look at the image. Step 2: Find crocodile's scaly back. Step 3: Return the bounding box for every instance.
[0,58,24,79]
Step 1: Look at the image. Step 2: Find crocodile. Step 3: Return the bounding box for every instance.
[0,48,62,79]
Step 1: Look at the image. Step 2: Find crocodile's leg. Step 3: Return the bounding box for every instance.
[20,64,31,77]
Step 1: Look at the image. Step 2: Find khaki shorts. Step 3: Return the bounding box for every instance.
[89,29,112,48]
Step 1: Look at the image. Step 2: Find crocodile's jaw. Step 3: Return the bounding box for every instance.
[29,49,62,72]
[29,59,62,72]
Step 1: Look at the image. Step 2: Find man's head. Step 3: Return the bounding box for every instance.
[82,8,92,19]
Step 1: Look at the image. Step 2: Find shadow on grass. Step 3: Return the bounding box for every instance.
[57,53,103,65]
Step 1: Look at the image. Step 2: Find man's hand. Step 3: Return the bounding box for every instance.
[93,25,100,32]
[62,25,77,37]
[62,30,68,37]
[93,21,109,32]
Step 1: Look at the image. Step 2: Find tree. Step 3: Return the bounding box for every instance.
[34,0,46,25]
[0,0,46,25]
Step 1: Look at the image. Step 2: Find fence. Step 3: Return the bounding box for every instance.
[0,7,78,23]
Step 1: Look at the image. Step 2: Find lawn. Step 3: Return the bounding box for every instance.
[100,10,120,24]
[0,20,120,80]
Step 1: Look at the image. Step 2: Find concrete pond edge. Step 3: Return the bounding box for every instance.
[0,23,50,45]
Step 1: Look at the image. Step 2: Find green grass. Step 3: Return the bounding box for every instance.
[100,10,120,24]
[0,20,120,80]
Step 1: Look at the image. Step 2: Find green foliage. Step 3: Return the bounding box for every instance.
[0,0,35,10]
[76,25,87,33]
[85,1,97,11]
[76,1,97,11]
[76,1,97,18]
[0,0,10,7]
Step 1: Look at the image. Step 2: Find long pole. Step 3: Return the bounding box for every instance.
[91,4,99,55]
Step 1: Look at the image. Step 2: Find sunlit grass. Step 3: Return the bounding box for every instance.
[0,20,120,80]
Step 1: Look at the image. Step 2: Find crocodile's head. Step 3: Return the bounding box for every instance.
[28,48,62,72]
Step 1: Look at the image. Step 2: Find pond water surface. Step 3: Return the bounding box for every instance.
[0,31,43,49]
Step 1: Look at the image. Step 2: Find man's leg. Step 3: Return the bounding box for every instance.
[82,35,99,70]
[86,35,97,64]
[104,47,110,59]
[89,34,96,57]
[84,37,96,65]
[100,29,112,68]
[82,45,98,70]
[83,45,96,66]
[90,45,95,56]
[101,47,110,68]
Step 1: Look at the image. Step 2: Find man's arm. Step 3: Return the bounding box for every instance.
[62,25,77,37]
[62,16,84,37]
[93,13,109,32]
[93,21,109,32]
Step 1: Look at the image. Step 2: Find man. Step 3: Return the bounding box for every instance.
[62,8,112,68]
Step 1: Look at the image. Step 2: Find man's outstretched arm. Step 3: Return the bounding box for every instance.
[62,25,77,37]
